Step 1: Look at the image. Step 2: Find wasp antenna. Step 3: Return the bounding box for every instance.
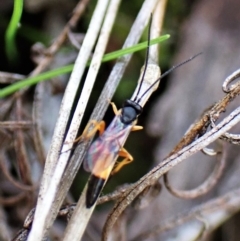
[136,52,203,103]
[133,14,153,102]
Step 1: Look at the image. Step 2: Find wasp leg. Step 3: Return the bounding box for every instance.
[83,120,105,138]
[112,148,133,174]
[73,120,105,143]
[131,125,143,131]
[109,101,121,115]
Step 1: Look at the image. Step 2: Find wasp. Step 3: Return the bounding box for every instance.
[80,25,201,209]
[83,58,200,208]
[82,100,142,208]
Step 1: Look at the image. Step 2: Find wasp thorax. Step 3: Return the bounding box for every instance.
[120,100,143,124]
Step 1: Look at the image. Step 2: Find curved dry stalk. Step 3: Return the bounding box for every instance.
[132,181,162,210]
[15,97,32,185]
[215,69,240,145]
[32,84,46,165]
[202,146,218,156]
[211,113,240,145]
[102,106,240,241]
[131,187,240,241]
[219,132,240,145]
[0,154,35,191]
[0,192,27,206]
[222,68,240,93]
[163,145,226,199]
[148,0,168,62]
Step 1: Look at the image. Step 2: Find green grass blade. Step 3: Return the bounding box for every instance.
[0,34,169,98]
[0,66,73,98]
[5,0,24,62]
[101,35,169,63]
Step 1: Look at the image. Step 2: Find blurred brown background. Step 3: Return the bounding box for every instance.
[1,0,240,240]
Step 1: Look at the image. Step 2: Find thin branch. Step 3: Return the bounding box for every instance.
[214,69,240,145]
[0,192,27,206]
[0,154,35,191]
[0,121,33,129]
[15,97,32,185]
[32,83,46,165]
[30,0,90,76]
[163,144,226,199]
[97,184,132,205]
[222,68,240,93]
[0,71,25,84]
[148,0,168,62]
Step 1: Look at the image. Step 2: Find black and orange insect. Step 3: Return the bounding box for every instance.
[81,19,201,208]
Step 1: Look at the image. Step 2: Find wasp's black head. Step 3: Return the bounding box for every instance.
[120,99,143,124]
